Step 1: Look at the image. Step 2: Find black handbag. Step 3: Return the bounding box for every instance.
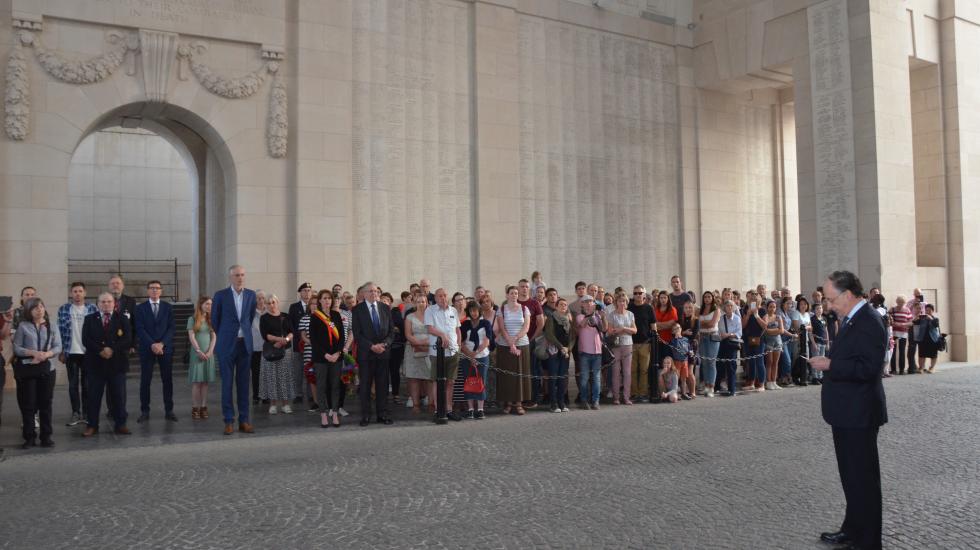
[262,315,287,362]
[12,324,53,380]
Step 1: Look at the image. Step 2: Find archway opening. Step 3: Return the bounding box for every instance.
[66,102,235,302]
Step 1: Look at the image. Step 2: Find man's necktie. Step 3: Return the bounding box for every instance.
[103,314,110,332]
[152,302,159,317]
[838,315,850,337]
[371,303,381,334]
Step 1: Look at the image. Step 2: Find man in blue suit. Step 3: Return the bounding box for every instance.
[135,280,177,422]
[212,264,257,435]
[810,270,887,550]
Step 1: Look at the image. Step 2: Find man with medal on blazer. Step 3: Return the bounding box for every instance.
[82,292,134,436]
[809,270,887,550]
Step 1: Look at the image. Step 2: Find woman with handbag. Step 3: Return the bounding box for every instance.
[914,304,941,373]
[12,297,62,449]
[494,286,531,415]
[402,293,433,414]
[258,294,295,414]
[544,297,575,413]
[717,300,742,397]
[740,291,767,391]
[309,289,346,427]
[460,301,492,419]
[605,293,637,405]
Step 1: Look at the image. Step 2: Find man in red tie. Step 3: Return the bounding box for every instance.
[82,292,133,437]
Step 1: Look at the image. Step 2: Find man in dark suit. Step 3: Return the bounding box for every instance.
[135,280,177,422]
[809,270,887,550]
[288,282,314,404]
[82,292,134,436]
[106,274,136,417]
[351,281,394,426]
[211,264,258,435]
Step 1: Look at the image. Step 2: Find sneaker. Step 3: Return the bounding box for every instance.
[704,390,714,398]
[35,413,40,429]
[269,406,278,415]
[338,408,350,417]
[590,402,600,410]
[447,411,463,422]
[282,405,294,414]
[66,412,82,427]
[421,397,429,407]
[405,397,414,408]
[681,393,692,401]
[551,405,561,413]
[475,410,486,419]
[464,410,475,419]
[580,401,590,410]
[307,404,319,413]
[561,406,571,413]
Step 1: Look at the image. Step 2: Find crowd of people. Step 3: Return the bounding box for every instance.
[0,267,946,450]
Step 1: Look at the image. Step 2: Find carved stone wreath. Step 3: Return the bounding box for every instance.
[4,26,288,158]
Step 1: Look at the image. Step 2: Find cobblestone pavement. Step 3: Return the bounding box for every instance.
[0,365,977,549]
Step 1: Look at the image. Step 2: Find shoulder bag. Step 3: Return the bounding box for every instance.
[463,361,485,394]
[262,316,287,362]
[12,324,53,380]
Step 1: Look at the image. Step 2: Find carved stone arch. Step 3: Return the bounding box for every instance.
[75,101,238,297]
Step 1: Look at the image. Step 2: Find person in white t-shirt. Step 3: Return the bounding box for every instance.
[57,282,98,426]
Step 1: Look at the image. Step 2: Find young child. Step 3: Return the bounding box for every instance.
[660,356,680,403]
[669,324,695,400]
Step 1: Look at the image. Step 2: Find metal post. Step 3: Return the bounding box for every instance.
[435,336,447,424]
[173,257,179,301]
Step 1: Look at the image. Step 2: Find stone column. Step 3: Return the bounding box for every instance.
[794,0,916,296]
[937,2,980,360]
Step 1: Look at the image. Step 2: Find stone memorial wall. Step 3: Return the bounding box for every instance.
[350,0,474,292]
[516,15,680,290]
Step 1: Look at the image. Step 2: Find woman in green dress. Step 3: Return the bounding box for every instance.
[187,296,217,420]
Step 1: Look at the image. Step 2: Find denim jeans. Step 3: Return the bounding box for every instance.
[530,340,543,403]
[65,353,88,416]
[698,335,720,388]
[779,336,794,378]
[746,343,766,385]
[545,352,570,407]
[717,343,739,393]
[577,353,602,404]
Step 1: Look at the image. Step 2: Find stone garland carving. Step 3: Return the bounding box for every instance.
[266,65,287,158]
[179,43,266,99]
[178,43,288,157]
[33,31,132,85]
[4,42,30,140]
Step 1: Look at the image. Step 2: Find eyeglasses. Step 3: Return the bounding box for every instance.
[633,292,643,295]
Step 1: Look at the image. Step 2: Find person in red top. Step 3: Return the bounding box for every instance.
[517,279,546,407]
[652,290,678,401]
[888,295,912,375]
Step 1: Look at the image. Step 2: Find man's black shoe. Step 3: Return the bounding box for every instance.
[819,531,850,545]
[447,411,463,422]
[165,413,178,422]
[136,414,149,424]
[359,418,370,427]
[383,417,394,425]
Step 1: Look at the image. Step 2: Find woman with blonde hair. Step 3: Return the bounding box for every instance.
[188,296,217,419]
[259,294,295,414]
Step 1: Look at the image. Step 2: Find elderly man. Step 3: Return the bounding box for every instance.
[211,265,258,435]
[425,288,462,421]
[810,271,887,550]
[352,282,395,426]
[82,293,133,437]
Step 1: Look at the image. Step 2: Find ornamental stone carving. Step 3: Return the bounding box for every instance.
[267,66,287,158]
[179,43,267,99]
[4,42,30,140]
[33,31,132,85]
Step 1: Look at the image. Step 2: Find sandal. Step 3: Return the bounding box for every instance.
[515,406,526,415]
[502,406,512,415]
[612,400,620,405]
[332,411,341,427]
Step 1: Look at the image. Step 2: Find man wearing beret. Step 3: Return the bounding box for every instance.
[289,282,314,404]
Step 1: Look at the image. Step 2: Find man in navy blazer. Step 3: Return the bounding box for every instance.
[211,264,257,435]
[810,270,887,550]
[135,280,176,422]
[351,281,395,426]
[82,292,133,437]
